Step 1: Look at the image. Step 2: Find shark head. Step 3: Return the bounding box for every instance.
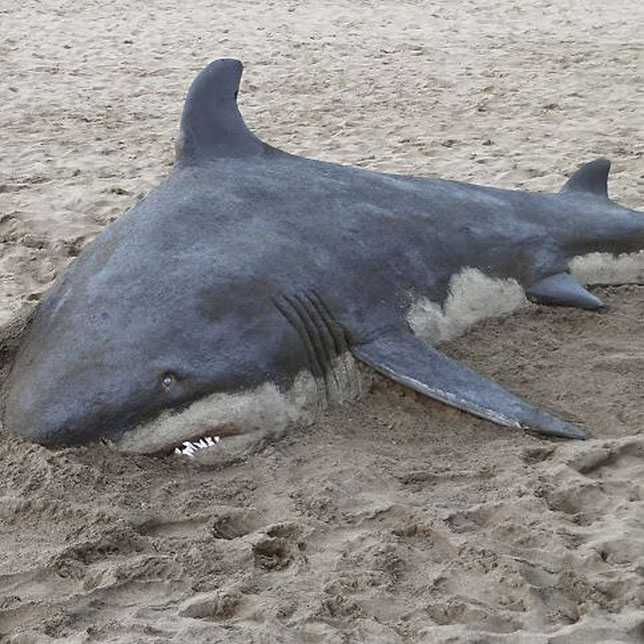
[0,60,314,454]
[0,191,311,454]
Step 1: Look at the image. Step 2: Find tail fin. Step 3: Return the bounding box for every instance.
[560,159,610,198]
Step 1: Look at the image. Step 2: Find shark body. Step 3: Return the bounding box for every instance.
[3,59,643,456]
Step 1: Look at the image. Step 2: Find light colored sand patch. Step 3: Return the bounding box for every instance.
[407,268,528,344]
[570,251,644,285]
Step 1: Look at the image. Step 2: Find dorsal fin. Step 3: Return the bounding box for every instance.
[560,158,610,198]
[175,59,266,162]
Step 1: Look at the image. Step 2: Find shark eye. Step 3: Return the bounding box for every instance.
[161,373,176,390]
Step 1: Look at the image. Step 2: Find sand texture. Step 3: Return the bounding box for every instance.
[1,0,643,642]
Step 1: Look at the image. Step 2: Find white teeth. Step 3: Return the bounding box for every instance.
[174,435,222,457]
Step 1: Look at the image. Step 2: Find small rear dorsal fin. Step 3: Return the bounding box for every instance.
[560,158,610,198]
[175,59,267,162]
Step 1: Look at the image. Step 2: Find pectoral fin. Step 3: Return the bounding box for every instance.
[351,331,587,439]
[526,272,605,310]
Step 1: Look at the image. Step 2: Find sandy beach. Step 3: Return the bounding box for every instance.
[1,0,643,641]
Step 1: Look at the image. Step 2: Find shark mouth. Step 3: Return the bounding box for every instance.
[174,435,221,457]
[113,373,325,456]
[113,359,363,457]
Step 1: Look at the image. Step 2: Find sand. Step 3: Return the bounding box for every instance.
[1,0,643,641]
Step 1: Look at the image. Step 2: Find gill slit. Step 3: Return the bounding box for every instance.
[273,290,357,403]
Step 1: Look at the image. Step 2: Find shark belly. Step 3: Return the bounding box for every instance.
[407,268,529,344]
[570,250,644,285]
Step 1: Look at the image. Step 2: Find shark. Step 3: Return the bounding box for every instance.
[2,58,643,458]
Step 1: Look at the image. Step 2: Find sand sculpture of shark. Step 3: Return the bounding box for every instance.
[2,59,644,458]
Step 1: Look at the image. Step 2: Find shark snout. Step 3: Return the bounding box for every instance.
[3,386,81,447]
[2,355,155,448]
[3,381,110,447]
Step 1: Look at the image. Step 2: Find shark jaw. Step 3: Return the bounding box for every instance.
[111,358,364,459]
